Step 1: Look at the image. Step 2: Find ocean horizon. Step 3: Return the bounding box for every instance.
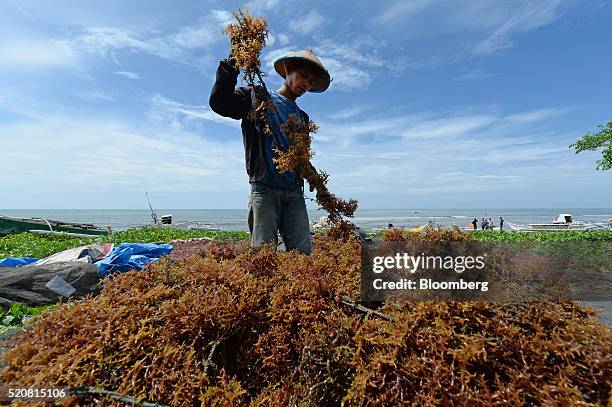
[2,208,611,232]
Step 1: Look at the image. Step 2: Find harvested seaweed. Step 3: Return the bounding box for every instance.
[1,232,610,406]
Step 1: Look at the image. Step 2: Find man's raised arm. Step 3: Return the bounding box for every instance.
[209,59,251,120]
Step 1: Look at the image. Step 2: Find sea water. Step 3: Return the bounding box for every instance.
[1,208,610,232]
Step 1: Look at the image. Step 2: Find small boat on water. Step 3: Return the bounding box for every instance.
[0,215,110,236]
[524,213,589,231]
[507,213,608,232]
[149,214,221,231]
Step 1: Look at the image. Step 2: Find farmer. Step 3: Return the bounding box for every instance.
[209,49,331,255]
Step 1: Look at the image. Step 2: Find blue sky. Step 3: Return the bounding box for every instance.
[1,0,610,209]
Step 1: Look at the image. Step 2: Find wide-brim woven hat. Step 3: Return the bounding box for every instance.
[273,50,331,93]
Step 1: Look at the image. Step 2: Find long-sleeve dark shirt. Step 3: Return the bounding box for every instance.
[209,59,310,187]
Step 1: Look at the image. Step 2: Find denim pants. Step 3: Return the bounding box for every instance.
[248,182,312,254]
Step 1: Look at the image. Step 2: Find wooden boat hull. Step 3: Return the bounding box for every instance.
[0,216,108,236]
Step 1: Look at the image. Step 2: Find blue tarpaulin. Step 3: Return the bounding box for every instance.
[96,243,172,277]
[0,257,39,267]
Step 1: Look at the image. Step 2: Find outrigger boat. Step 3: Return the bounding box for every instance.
[524,213,588,231]
[0,215,110,236]
[507,213,605,232]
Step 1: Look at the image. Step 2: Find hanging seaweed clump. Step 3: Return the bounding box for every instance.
[224,7,358,237]
[273,116,358,228]
[223,7,276,134]
[224,7,268,88]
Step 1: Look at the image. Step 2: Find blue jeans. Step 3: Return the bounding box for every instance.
[248,182,312,254]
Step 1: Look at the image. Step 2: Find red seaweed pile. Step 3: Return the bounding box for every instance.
[1,231,610,406]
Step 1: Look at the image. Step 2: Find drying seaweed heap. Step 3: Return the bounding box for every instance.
[1,230,610,406]
[224,8,358,237]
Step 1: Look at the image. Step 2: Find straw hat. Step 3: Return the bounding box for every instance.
[274,49,331,93]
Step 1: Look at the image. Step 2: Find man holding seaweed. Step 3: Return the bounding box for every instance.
[209,49,331,255]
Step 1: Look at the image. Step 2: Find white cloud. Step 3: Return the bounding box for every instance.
[468,143,570,163]
[263,46,294,72]
[316,107,568,156]
[76,26,178,59]
[474,0,566,54]
[266,31,289,48]
[76,90,116,102]
[172,24,216,49]
[210,9,234,26]
[290,9,326,35]
[267,33,277,47]
[146,100,565,202]
[309,119,579,202]
[72,9,231,65]
[311,37,403,90]
[373,0,568,56]
[316,39,389,88]
[277,33,290,46]
[0,39,75,68]
[115,71,141,79]
[149,94,239,128]
[504,108,568,124]
[400,115,495,138]
[0,109,245,195]
[374,0,439,25]
[314,38,385,69]
[317,57,371,90]
[327,105,375,121]
[247,0,281,13]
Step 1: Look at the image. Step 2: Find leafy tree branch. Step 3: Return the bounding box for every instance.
[569,121,612,171]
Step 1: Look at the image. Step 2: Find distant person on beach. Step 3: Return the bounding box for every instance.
[210,49,330,255]
[488,218,494,230]
[499,217,504,231]
[388,223,394,228]
[472,218,478,230]
[481,218,487,230]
